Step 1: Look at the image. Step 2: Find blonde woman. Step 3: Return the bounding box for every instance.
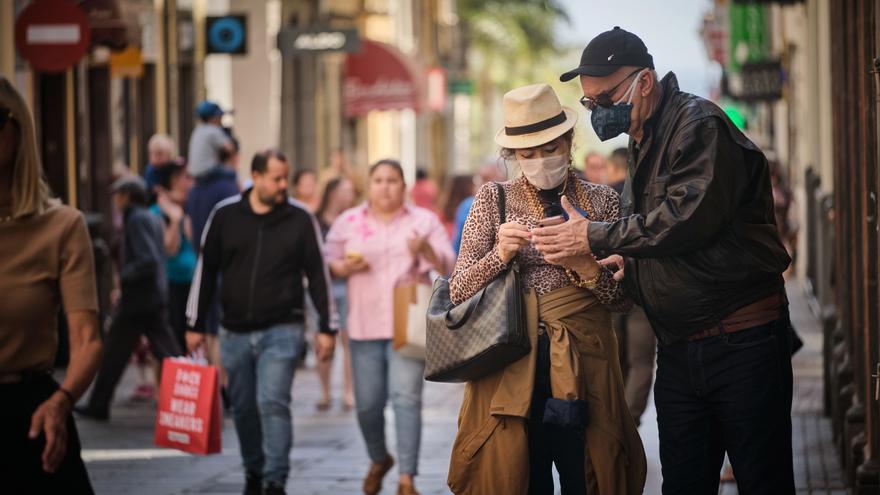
[446,84,646,495]
[0,77,102,492]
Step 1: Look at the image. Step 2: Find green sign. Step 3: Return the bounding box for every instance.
[728,4,768,73]
[449,79,474,95]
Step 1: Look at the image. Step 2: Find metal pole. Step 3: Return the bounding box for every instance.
[0,1,15,80]
[155,0,168,135]
[65,68,77,208]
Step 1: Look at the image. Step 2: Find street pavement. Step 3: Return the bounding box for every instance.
[72,278,846,495]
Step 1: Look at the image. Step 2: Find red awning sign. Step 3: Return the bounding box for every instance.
[344,40,420,117]
[15,0,91,73]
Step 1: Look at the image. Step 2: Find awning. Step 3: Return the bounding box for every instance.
[344,40,420,117]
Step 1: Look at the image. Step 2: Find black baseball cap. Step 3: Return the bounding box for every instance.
[560,26,654,82]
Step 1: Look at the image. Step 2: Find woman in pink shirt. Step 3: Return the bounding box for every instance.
[326,159,454,495]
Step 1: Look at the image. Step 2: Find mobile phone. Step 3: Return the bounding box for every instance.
[538,215,564,228]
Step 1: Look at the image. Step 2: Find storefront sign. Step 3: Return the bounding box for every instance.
[449,79,473,95]
[278,27,360,55]
[344,40,419,117]
[206,15,247,55]
[723,60,783,102]
[738,60,784,101]
[728,4,768,73]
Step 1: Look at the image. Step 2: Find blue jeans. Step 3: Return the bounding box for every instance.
[220,323,305,486]
[349,339,425,475]
[654,315,795,495]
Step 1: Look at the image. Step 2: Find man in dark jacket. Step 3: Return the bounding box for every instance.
[77,176,182,421]
[533,27,794,495]
[185,149,336,495]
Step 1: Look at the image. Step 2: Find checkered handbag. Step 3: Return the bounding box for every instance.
[424,183,530,383]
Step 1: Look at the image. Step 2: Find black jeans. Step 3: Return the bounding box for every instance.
[528,332,587,495]
[654,315,795,495]
[0,373,94,494]
[85,310,182,414]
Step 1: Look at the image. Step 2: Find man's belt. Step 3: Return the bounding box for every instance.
[685,293,784,342]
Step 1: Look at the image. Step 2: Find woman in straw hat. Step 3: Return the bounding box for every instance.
[446,83,646,495]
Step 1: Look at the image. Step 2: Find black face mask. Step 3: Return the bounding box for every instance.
[589,70,644,141]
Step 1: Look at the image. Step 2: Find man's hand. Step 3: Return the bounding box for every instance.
[599,254,626,281]
[29,391,71,473]
[532,196,592,263]
[186,330,206,354]
[315,332,336,362]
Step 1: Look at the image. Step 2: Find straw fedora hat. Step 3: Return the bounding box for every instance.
[494,83,578,149]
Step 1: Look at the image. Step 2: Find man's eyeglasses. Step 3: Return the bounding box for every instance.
[579,68,643,112]
[0,107,12,132]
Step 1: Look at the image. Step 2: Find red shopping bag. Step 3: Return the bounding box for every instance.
[154,357,222,455]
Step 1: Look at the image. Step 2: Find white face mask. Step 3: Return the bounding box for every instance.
[511,154,570,190]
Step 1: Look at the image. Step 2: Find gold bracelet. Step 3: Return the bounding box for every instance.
[566,267,602,290]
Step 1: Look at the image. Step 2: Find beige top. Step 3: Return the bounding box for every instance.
[0,203,98,373]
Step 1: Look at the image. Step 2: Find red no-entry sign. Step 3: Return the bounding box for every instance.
[15,0,91,73]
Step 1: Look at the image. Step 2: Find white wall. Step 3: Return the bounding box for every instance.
[204,0,281,177]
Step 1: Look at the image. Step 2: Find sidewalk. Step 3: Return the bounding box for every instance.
[73,278,846,494]
[77,351,464,494]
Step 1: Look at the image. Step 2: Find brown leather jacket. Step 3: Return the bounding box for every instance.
[588,72,791,344]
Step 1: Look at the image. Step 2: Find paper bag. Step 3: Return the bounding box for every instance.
[393,282,432,360]
[154,358,222,455]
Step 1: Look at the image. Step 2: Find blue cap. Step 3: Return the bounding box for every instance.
[196,100,224,120]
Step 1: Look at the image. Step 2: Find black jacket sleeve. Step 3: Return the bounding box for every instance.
[589,117,748,258]
[301,212,337,334]
[188,208,223,333]
[120,212,160,284]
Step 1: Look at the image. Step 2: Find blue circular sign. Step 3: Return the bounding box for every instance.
[208,17,244,53]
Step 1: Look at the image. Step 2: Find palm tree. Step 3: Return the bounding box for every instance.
[458,0,571,161]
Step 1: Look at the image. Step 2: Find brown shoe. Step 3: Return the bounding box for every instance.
[397,483,420,495]
[363,455,394,495]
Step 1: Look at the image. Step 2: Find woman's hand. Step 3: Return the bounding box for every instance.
[343,256,371,275]
[155,188,183,223]
[29,391,71,473]
[408,234,440,268]
[330,257,370,278]
[496,222,531,264]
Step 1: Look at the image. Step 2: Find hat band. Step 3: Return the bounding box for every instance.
[505,111,566,136]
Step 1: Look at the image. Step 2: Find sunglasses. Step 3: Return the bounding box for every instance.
[578,68,643,112]
[0,107,12,132]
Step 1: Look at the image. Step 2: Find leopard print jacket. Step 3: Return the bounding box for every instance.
[449,175,631,313]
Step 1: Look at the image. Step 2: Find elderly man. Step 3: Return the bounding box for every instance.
[144,134,177,192]
[532,27,793,495]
